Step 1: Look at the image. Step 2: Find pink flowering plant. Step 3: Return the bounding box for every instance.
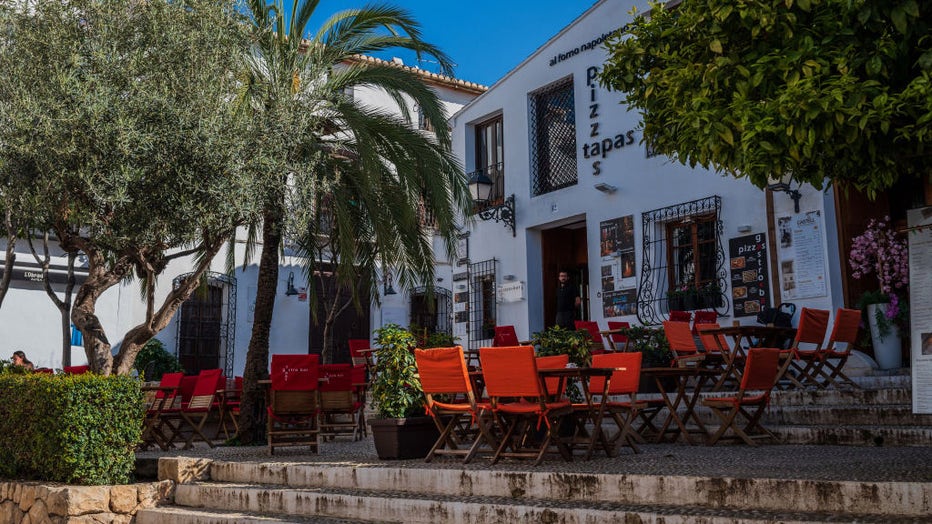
[849,217,909,337]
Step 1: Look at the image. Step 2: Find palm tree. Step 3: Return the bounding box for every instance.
[235,0,470,443]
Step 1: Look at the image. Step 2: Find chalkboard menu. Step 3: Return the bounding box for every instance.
[728,233,771,317]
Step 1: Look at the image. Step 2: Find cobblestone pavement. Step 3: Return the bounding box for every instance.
[137,437,932,483]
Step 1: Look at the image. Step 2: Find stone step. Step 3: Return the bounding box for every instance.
[202,460,930,518]
[774,424,932,447]
[768,386,912,406]
[165,482,921,524]
[689,403,932,427]
[136,505,372,523]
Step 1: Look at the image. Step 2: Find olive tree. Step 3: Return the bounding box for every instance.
[599,0,931,197]
[0,0,261,374]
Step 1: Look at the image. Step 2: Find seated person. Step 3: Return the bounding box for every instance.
[11,350,34,371]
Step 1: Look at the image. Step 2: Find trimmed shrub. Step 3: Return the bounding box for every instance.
[133,338,183,381]
[0,372,143,485]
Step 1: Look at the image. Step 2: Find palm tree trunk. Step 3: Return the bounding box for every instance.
[237,204,283,444]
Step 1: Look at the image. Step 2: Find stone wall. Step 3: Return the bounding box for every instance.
[0,480,174,523]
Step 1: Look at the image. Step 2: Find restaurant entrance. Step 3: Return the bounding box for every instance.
[541,220,589,329]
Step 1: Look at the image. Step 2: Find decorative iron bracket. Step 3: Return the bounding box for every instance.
[477,194,516,237]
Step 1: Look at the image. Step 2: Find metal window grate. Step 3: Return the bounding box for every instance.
[530,78,577,196]
[636,196,730,326]
[468,259,497,350]
[409,286,453,336]
[174,271,236,378]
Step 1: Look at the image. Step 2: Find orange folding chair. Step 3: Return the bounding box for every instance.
[662,321,705,367]
[160,368,224,449]
[607,321,630,351]
[695,323,736,389]
[536,354,569,399]
[415,346,495,463]
[812,308,862,389]
[480,346,573,465]
[781,308,830,388]
[585,352,647,456]
[318,364,365,441]
[575,320,606,354]
[267,354,321,455]
[702,348,782,445]
[493,325,520,347]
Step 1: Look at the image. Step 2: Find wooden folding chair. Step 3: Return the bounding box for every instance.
[348,339,373,375]
[669,310,692,322]
[319,364,365,441]
[695,323,736,389]
[536,354,569,399]
[781,308,830,388]
[703,348,781,446]
[575,320,606,354]
[480,346,572,465]
[585,352,646,456]
[415,346,495,463]
[662,321,705,367]
[140,372,183,451]
[160,369,224,449]
[692,310,718,334]
[267,354,320,455]
[493,325,520,347]
[63,365,91,375]
[214,376,242,441]
[606,321,630,351]
[812,308,862,389]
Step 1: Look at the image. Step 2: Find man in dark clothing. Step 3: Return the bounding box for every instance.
[555,270,580,330]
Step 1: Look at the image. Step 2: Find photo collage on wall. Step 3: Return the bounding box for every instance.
[599,215,637,317]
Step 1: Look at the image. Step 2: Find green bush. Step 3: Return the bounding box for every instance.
[133,338,183,381]
[531,325,593,367]
[0,372,143,485]
[370,324,424,419]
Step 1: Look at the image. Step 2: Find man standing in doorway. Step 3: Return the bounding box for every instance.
[555,270,580,330]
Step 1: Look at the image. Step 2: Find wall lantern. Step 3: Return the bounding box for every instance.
[383,270,397,296]
[468,171,516,237]
[284,271,299,297]
[767,173,801,213]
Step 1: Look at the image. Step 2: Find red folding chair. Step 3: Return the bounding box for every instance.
[607,321,630,351]
[348,339,373,375]
[493,325,520,347]
[812,308,862,389]
[662,321,705,367]
[63,365,90,375]
[575,320,606,353]
[267,354,320,455]
[160,369,223,449]
[415,346,495,463]
[140,372,183,450]
[669,310,692,322]
[480,346,572,465]
[319,364,365,441]
[703,348,782,445]
[781,308,830,388]
[692,310,718,334]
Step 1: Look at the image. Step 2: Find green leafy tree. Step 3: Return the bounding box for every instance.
[599,0,932,197]
[234,1,470,442]
[0,1,260,374]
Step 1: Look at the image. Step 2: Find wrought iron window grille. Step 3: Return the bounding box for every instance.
[467,259,498,350]
[174,271,236,378]
[530,77,577,196]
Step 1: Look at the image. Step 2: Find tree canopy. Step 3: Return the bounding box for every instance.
[599,0,931,197]
[0,0,261,373]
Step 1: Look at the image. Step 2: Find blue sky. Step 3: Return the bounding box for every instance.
[296,1,597,86]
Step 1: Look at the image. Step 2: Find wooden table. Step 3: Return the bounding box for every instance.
[538,367,614,460]
[641,366,718,445]
[701,326,797,388]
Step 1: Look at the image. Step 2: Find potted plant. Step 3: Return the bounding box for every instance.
[623,325,674,393]
[368,324,439,460]
[849,217,909,369]
[530,325,592,367]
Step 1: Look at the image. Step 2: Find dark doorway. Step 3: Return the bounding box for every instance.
[541,220,589,329]
[177,285,223,373]
[307,265,371,364]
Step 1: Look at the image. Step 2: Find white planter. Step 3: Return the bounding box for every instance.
[866,303,902,369]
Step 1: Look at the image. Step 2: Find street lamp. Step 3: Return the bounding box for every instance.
[767,173,801,213]
[467,170,515,237]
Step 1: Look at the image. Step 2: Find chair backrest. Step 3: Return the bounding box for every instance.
[63,365,90,375]
[607,321,630,346]
[826,308,861,350]
[740,348,781,392]
[179,375,198,402]
[695,323,729,354]
[669,310,692,322]
[414,346,471,395]
[157,372,184,401]
[493,325,520,347]
[480,346,543,398]
[793,308,831,349]
[590,351,642,395]
[186,368,223,410]
[270,354,320,391]
[574,320,602,343]
[692,310,718,334]
[536,354,569,396]
[663,321,698,354]
[319,364,353,392]
[347,339,370,358]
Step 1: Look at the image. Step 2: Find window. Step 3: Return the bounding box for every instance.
[636,196,729,325]
[469,115,504,207]
[468,259,497,348]
[174,272,236,376]
[409,287,453,336]
[530,77,576,196]
[416,104,434,132]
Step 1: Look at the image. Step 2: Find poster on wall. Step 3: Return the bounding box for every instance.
[728,233,771,317]
[602,288,637,318]
[775,210,827,301]
[455,234,469,266]
[599,219,619,258]
[600,215,637,282]
[600,264,615,292]
[908,207,932,414]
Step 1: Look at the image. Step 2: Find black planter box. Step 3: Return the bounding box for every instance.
[370,416,439,460]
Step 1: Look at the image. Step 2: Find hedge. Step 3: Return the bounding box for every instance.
[0,372,143,485]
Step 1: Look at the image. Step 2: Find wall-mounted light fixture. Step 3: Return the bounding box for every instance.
[594,182,617,194]
[382,269,397,296]
[503,274,516,281]
[767,173,801,213]
[284,271,299,297]
[468,169,516,237]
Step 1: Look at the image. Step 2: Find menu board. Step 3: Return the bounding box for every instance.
[775,210,828,300]
[728,233,771,317]
[908,207,932,414]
